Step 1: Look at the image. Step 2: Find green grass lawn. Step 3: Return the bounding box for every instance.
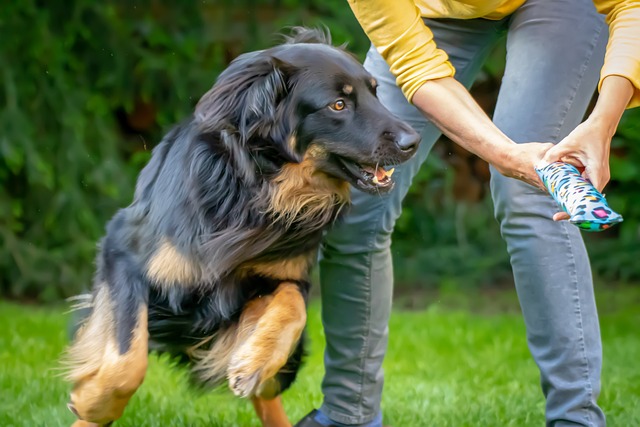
[1,287,639,426]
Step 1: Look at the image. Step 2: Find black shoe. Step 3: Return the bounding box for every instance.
[294,409,336,427]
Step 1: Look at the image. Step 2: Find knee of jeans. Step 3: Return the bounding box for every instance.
[490,170,556,230]
[323,193,397,255]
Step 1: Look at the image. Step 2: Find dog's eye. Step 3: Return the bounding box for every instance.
[330,99,346,111]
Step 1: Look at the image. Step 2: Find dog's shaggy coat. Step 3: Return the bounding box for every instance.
[64,28,420,427]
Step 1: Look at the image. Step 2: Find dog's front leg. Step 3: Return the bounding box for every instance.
[227,281,306,426]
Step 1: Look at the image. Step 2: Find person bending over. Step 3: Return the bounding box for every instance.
[296,0,639,426]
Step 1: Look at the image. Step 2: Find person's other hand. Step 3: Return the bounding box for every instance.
[495,142,554,190]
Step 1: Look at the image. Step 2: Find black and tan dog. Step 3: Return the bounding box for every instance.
[64,28,420,427]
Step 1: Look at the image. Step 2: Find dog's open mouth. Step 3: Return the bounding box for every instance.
[337,157,396,193]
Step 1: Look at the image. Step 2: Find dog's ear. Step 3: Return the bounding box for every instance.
[240,57,295,135]
[239,56,302,163]
[196,54,301,163]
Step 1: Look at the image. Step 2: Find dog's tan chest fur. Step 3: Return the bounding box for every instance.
[268,148,350,227]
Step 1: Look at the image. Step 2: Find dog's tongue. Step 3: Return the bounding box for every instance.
[376,167,394,180]
[362,165,395,184]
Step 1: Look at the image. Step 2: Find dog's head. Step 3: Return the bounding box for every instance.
[195,28,420,194]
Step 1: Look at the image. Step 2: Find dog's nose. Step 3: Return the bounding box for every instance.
[384,130,421,153]
[396,130,420,152]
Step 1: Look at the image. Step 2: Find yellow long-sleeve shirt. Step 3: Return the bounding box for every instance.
[348,0,640,108]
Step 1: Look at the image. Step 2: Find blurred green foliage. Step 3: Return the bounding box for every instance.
[0,0,368,300]
[1,1,638,301]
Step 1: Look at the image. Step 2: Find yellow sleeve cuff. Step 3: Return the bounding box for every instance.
[401,62,456,103]
[600,56,640,109]
[348,0,457,103]
[594,0,640,109]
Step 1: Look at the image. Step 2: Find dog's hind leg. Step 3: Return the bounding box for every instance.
[251,395,291,427]
[227,282,306,401]
[65,270,148,426]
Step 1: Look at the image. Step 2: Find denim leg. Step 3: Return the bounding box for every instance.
[490,1,608,426]
[319,18,507,425]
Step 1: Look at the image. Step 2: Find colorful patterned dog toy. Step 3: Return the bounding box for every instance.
[535,161,623,232]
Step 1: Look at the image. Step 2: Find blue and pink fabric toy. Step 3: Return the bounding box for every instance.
[535,161,623,232]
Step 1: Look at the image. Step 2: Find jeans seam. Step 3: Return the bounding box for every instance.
[561,220,594,427]
[354,200,387,420]
[322,208,384,425]
[549,22,603,423]
[549,19,605,143]
[548,21,605,426]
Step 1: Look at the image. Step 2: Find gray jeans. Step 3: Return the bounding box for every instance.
[319,0,608,425]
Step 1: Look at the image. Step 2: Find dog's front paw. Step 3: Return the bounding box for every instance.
[228,360,262,398]
[68,403,111,427]
[228,345,286,398]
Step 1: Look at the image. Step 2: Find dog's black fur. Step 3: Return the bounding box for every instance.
[66,27,420,421]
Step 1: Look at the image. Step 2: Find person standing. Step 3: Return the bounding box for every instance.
[296,0,639,426]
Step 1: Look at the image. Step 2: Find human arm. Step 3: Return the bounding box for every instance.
[543,75,634,192]
[594,0,640,108]
[543,75,634,220]
[413,77,552,187]
[347,0,551,187]
[542,0,640,219]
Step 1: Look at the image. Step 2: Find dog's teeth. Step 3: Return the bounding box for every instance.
[372,176,379,184]
[386,168,395,178]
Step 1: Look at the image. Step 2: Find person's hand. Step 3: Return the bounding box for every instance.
[494,142,554,190]
[543,118,612,191]
[542,118,613,220]
[541,75,633,221]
